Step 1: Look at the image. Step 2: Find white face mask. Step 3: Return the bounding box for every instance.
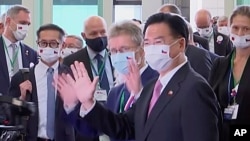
[218,26,229,36]
[11,24,29,41]
[230,33,250,49]
[144,40,179,72]
[197,26,213,38]
[61,48,78,58]
[38,47,60,63]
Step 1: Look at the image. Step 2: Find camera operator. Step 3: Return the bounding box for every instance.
[8,24,75,141]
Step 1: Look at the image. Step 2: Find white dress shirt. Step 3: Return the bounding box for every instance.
[2,35,23,79]
[35,60,59,139]
[209,33,215,53]
[87,47,114,89]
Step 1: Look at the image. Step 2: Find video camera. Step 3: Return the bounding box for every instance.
[0,94,35,141]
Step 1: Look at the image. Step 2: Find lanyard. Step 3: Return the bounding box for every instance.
[90,52,107,83]
[227,51,240,105]
[119,89,125,113]
[3,39,19,71]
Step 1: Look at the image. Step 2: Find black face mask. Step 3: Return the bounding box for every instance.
[85,36,107,52]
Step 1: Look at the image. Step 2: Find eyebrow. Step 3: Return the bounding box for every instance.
[144,36,164,41]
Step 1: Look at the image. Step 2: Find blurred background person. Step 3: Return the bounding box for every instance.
[195,9,233,56]
[217,16,229,36]
[0,12,6,36]
[61,35,83,58]
[209,5,250,141]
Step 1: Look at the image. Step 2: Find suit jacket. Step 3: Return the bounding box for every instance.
[78,63,220,141]
[209,49,250,141]
[9,64,75,141]
[0,36,38,95]
[185,45,212,80]
[106,66,158,114]
[194,31,233,56]
[63,47,114,141]
[193,34,209,50]
[63,47,114,82]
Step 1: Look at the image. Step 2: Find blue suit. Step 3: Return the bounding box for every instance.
[106,66,159,114]
[0,36,38,95]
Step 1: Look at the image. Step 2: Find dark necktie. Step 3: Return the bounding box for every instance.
[95,54,110,93]
[46,67,55,139]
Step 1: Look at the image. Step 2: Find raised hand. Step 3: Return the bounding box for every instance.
[124,59,142,95]
[54,73,78,106]
[69,61,99,109]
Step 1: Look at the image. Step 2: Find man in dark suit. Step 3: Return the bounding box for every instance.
[105,21,159,118]
[0,5,38,96]
[63,16,114,141]
[195,9,233,56]
[57,13,220,141]
[9,24,75,141]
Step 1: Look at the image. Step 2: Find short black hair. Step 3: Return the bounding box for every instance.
[132,18,142,24]
[36,23,65,41]
[143,13,188,46]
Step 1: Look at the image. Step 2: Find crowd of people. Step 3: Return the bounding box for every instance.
[0,3,250,141]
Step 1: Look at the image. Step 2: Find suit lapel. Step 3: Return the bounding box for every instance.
[20,43,30,68]
[0,37,10,82]
[142,63,190,139]
[83,48,94,80]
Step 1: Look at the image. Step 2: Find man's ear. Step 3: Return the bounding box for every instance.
[81,32,86,40]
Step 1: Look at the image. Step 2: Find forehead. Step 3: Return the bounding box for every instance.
[65,37,78,43]
[85,19,106,32]
[231,15,250,27]
[13,10,30,21]
[39,30,61,40]
[144,23,172,39]
[108,34,136,48]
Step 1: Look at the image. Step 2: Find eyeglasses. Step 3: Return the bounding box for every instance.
[37,41,60,48]
[108,46,140,55]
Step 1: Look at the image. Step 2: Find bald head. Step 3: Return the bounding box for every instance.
[158,4,182,15]
[82,16,107,39]
[195,9,212,28]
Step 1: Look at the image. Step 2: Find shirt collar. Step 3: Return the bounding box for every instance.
[2,35,20,47]
[87,47,106,60]
[159,56,188,87]
[37,60,59,75]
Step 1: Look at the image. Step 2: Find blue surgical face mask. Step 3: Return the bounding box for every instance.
[111,52,135,75]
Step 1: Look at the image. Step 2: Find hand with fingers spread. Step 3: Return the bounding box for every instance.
[125,59,143,95]
[54,73,78,106]
[19,80,32,100]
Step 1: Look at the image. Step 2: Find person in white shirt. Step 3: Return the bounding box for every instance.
[0,5,38,96]
[55,13,221,141]
[9,23,75,141]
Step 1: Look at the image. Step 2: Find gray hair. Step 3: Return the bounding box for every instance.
[108,20,143,47]
[65,35,83,47]
[158,4,182,15]
[6,5,30,18]
[0,13,6,24]
[230,5,250,25]
[217,16,228,23]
